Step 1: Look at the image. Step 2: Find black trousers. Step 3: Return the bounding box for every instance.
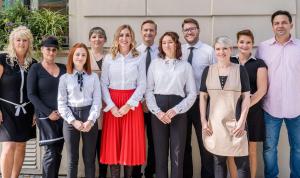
[183,98,214,178]
[132,112,155,178]
[152,95,187,178]
[42,142,64,178]
[214,155,250,178]
[96,129,108,178]
[63,106,98,178]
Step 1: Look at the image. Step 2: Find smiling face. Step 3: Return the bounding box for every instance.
[13,35,29,57]
[162,35,176,58]
[237,35,253,56]
[215,42,232,62]
[272,14,293,39]
[73,47,88,70]
[118,28,132,53]
[141,22,157,45]
[183,22,199,45]
[89,32,106,50]
[41,47,57,62]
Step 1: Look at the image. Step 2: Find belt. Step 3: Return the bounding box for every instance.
[0,98,30,116]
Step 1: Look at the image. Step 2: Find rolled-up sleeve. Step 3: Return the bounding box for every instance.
[145,62,161,115]
[101,57,116,112]
[173,64,197,114]
[57,75,76,124]
[88,73,102,123]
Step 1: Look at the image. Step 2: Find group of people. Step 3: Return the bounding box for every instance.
[0,9,299,178]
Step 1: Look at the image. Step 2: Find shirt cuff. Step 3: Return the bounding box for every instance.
[103,102,115,112]
[126,99,139,108]
[87,115,97,124]
[66,116,76,124]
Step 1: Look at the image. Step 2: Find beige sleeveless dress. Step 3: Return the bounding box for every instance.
[203,63,248,157]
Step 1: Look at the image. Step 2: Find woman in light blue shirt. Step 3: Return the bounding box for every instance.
[57,43,101,178]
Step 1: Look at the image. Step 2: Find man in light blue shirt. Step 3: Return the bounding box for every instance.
[181,18,215,178]
[133,19,158,178]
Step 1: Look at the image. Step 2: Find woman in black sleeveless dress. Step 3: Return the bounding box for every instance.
[0,26,36,178]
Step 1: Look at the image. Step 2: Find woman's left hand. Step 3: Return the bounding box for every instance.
[32,114,37,126]
[233,121,246,138]
[166,109,177,120]
[119,104,131,116]
[81,120,94,132]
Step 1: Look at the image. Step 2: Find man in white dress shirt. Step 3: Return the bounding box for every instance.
[133,20,158,178]
[181,18,215,178]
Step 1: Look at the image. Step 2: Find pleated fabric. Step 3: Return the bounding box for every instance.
[100,89,146,165]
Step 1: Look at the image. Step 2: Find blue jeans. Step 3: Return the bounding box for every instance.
[263,112,300,178]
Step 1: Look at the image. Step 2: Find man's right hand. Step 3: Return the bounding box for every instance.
[48,111,60,121]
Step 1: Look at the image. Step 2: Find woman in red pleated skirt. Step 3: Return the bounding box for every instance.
[100,24,146,178]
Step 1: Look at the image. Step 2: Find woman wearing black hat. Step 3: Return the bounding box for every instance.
[27,36,66,178]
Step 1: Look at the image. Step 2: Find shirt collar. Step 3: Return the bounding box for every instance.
[268,36,296,45]
[72,69,86,76]
[116,51,133,59]
[233,54,257,61]
[186,40,202,49]
[141,43,157,52]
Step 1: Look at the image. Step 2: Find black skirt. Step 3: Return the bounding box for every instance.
[36,113,64,146]
[246,103,265,142]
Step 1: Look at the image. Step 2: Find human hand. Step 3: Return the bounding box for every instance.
[0,111,3,125]
[119,104,131,116]
[157,111,171,124]
[165,109,177,120]
[110,106,122,118]
[48,111,60,121]
[81,120,94,132]
[71,120,84,131]
[142,101,149,113]
[232,121,246,138]
[202,121,213,136]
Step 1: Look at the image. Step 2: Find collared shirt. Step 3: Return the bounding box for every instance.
[136,43,159,63]
[146,58,197,115]
[57,70,102,124]
[101,52,146,112]
[256,37,300,118]
[231,55,267,94]
[182,41,216,92]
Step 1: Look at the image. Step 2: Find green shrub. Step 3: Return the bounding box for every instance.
[0,1,68,51]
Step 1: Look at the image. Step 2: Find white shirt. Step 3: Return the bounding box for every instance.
[57,71,102,124]
[182,41,216,91]
[146,58,197,115]
[101,52,146,112]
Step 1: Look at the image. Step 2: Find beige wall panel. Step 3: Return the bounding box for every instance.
[147,0,212,16]
[69,17,212,48]
[212,16,296,46]
[81,0,146,16]
[212,0,296,15]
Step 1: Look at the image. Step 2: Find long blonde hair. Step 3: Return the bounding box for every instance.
[110,24,139,59]
[5,26,34,71]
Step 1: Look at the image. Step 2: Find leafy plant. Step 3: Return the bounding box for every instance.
[28,9,68,50]
[0,1,68,51]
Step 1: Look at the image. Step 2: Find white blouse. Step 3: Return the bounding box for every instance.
[101,52,146,112]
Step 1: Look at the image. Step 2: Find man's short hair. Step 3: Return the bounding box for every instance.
[181,18,199,29]
[141,20,157,30]
[271,10,292,24]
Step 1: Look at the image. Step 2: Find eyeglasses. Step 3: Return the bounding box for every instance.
[183,27,198,33]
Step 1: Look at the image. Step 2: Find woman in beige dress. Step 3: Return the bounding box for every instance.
[200,36,251,178]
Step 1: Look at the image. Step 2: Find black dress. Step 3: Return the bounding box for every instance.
[0,53,36,142]
[231,56,267,142]
[27,63,66,146]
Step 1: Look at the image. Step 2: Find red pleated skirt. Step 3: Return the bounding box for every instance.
[100,89,146,165]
